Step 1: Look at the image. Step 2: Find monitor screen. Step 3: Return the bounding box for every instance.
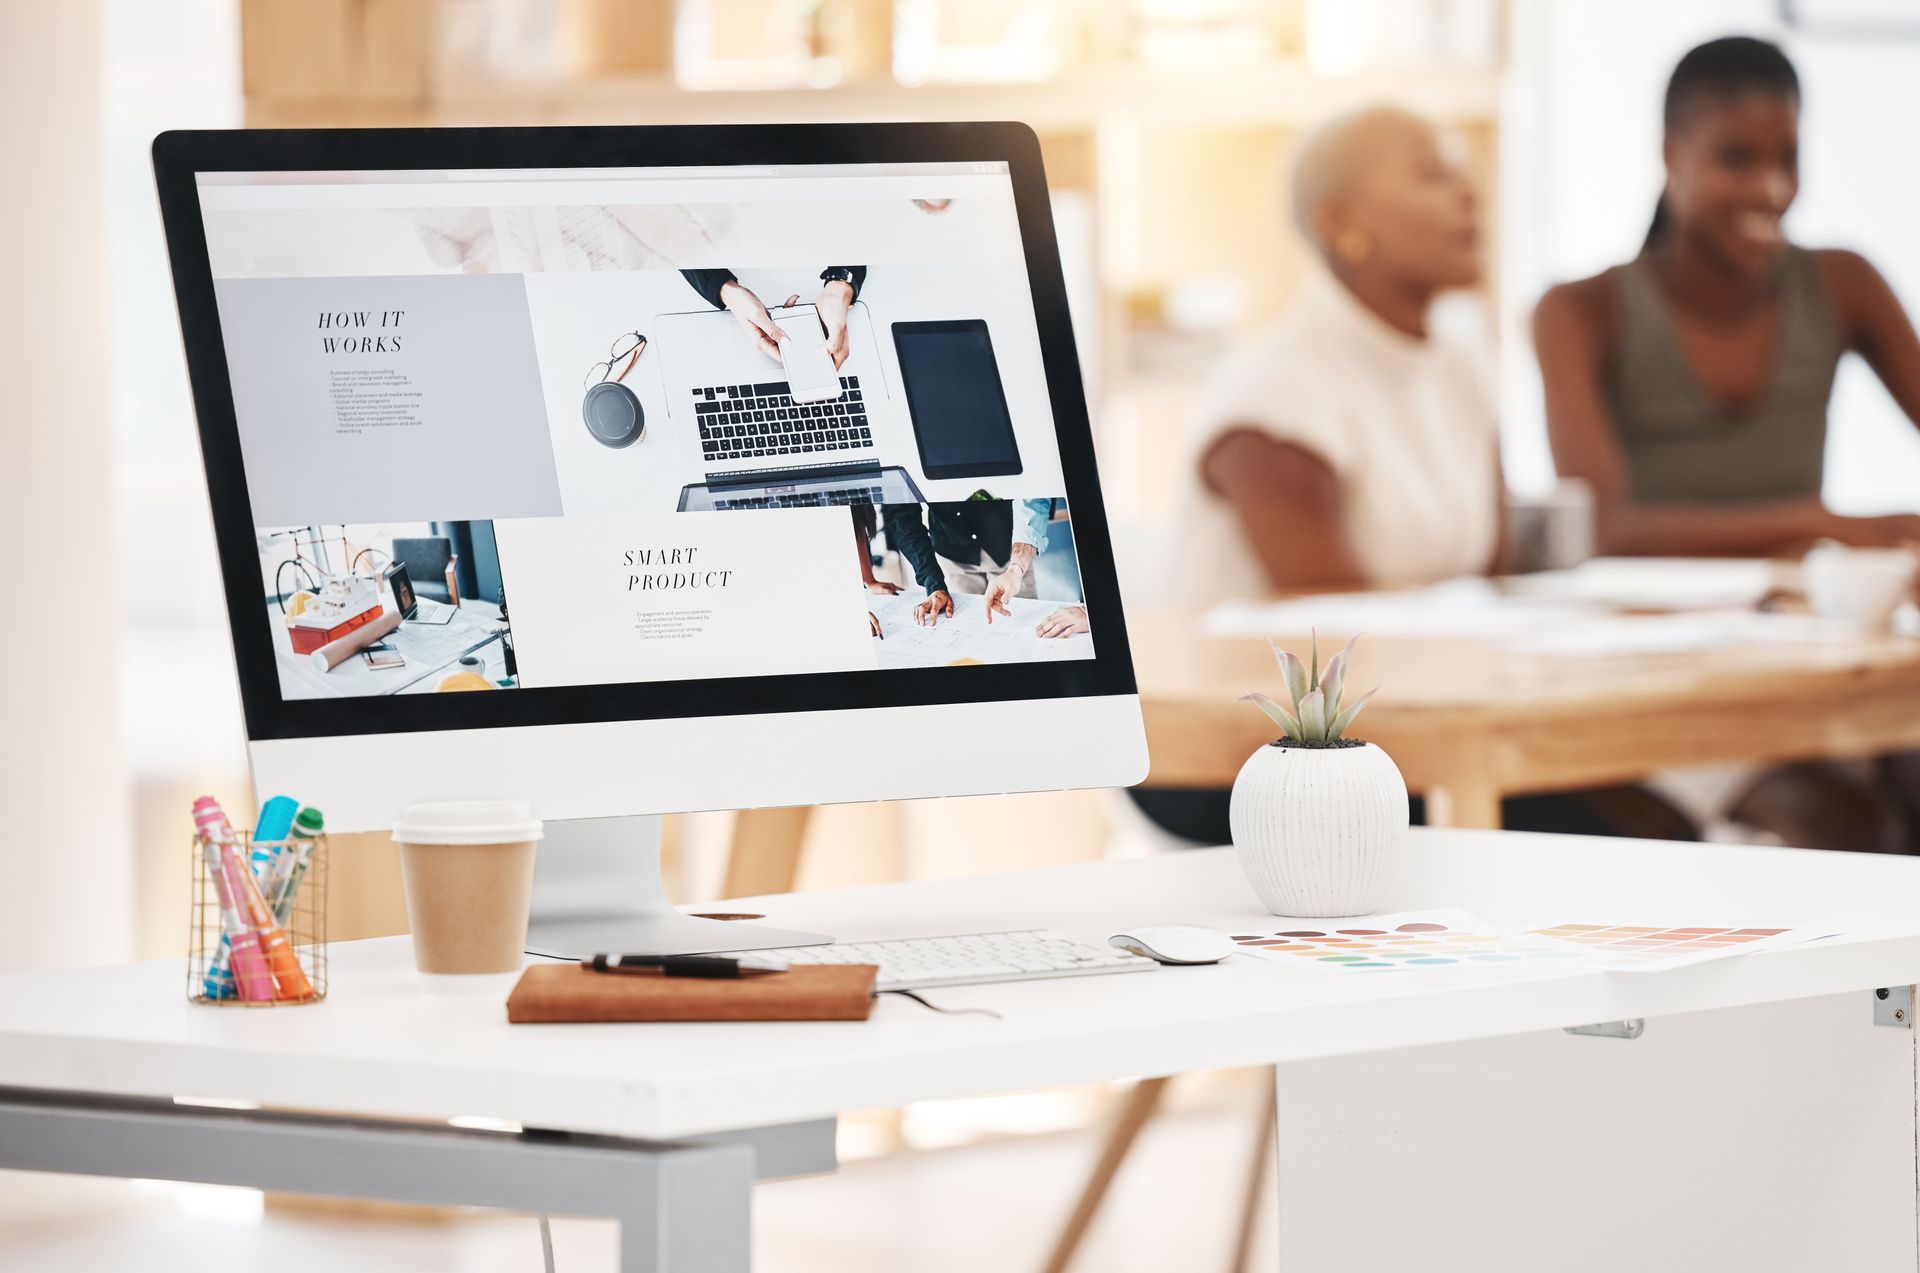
[159,129,1133,741]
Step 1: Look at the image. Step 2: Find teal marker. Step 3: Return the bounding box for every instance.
[252,795,299,879]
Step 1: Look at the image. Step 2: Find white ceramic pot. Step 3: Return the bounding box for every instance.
[1229,741,1409,918]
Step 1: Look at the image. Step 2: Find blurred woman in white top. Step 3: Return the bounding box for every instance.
[1184,106,1499,598]
[1137,106,1694,847]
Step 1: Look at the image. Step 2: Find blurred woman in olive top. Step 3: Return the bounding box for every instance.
[1535,36,1920,851]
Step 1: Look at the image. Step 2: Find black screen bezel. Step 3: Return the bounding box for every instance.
[152,122,1137,743]
[894,318,1024,480]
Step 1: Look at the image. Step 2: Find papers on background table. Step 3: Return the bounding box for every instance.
[1204,560,1858,657]
[1231,908,1831,974]
[1503,557,1798,611]
[1205,579,1577,640]
[869,589,1095,669]
[1500,610,1858,656]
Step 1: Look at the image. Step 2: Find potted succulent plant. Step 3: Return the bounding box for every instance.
[1232,634,1408,917]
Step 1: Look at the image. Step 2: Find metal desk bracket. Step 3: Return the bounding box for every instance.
[1874,986,1912,1028]
[0,1085,836,1273]
[1564,1019,1644,1040]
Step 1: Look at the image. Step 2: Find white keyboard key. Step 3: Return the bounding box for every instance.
[749,929,1160,992]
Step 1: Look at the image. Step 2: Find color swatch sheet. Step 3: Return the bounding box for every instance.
[1525,920,1814,970]
[1233,910,1824,974]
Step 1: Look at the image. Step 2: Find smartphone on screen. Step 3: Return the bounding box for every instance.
[772,306,845,404]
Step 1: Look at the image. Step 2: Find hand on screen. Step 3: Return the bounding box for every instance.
[718,281,787,360]
[983,566,1023,623]
[869,611,884,638]
[1036,605,1089,638]
[866,579,903,596]
[816,280,855,370]
[915,590,954,627]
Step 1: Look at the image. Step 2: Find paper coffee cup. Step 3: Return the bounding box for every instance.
[392,801,543,987]
[1804,544,1918,633]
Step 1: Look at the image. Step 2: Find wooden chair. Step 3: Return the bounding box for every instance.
[1043,1071,1277,1273]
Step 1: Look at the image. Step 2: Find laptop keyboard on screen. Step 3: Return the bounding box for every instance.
[694,377,873,462]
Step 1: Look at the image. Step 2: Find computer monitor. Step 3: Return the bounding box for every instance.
[153,124,1148,956]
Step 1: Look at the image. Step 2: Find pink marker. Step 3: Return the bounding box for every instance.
[193,797,275,1002]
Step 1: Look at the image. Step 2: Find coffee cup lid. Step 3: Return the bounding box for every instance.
[392,800,544,846]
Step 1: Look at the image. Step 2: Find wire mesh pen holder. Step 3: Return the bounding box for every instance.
[188,831,329,1006]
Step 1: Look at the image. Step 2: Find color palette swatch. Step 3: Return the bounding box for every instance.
[1232,910,1590,972]
[1233,910,1823,974]
[1522,922,1810,972]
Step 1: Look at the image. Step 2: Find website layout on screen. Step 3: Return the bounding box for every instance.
[196,162,1097,701]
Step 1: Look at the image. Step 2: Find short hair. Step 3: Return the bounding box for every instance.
[1663,36,1800,131]
[1645,37,1801,250]
[1289,107,1429,248]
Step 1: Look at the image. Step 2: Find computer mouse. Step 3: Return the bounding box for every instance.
[1108,925,1238,966]
[583,381,645,448]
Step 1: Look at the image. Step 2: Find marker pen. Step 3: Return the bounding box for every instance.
[258,800,306,925]
[193,798,275,1002]
[270,806,325,928]
[252,794,299,881]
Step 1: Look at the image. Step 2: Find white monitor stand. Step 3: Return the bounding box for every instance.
[523,814,829,959]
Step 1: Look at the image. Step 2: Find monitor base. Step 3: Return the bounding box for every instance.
[525,814,831,960]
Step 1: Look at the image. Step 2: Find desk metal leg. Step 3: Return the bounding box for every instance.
[0,1087,835,1272]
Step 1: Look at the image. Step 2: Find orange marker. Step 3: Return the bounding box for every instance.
[202,803,314,1002]
[231,860,314,1001]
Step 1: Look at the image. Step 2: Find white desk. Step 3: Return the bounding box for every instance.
[5,829,1920,1271]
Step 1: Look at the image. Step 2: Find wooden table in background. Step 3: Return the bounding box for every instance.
[1132,615,1920,828]
[719,611,1920,888]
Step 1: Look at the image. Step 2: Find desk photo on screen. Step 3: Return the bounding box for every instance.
[852,496,1092,669]
[257,520,516,700]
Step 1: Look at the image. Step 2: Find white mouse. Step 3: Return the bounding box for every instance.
[1109,925,1238,966]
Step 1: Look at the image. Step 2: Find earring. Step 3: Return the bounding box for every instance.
[1335,229,1372,265]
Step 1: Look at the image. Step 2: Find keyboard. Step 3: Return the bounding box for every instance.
[752,929,1158,992]
[711,485,885,510]
[694,376,873,463]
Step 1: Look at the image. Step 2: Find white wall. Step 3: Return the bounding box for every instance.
[0,2,134,970]
[1499,0,1920,512]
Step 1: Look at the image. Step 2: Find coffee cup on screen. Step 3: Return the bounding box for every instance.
[392,801,543,991]
[1802,543,1918,633]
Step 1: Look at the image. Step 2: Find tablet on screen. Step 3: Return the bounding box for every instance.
[892,319,1024,480]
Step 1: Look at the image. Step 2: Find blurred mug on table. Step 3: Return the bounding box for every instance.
[1504,478,1595,574]
[1803,544,1919,633]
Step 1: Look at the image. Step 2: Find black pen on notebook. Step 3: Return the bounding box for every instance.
[586,953,790,978]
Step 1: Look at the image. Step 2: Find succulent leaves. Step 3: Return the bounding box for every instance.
[1328,686,1377,738]
[1249,631,1376,742]
[1297,687,1328,739]
[1272,644,1310,706]
[1236,692,1301,740]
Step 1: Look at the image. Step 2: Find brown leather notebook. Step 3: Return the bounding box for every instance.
[506,963,878,1023]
